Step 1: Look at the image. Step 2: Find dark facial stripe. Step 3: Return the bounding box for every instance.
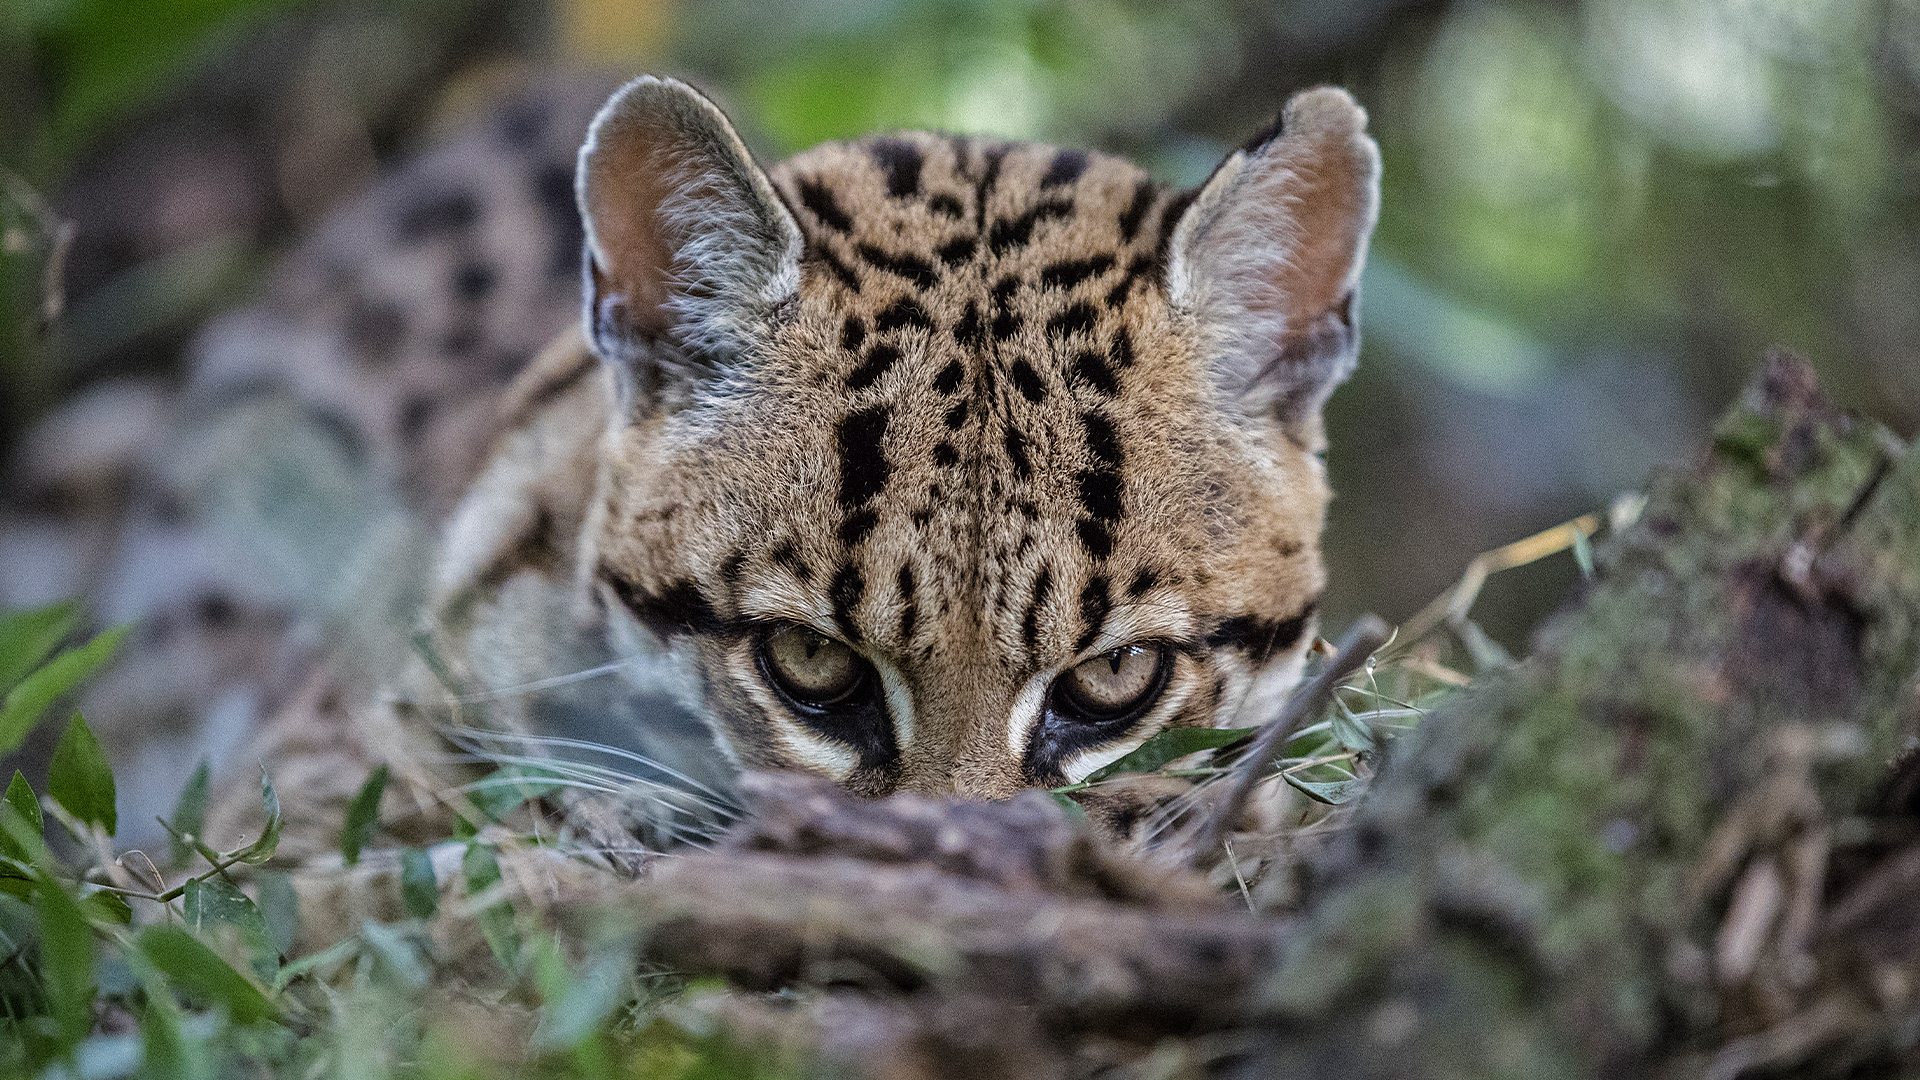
[987,198,1073,254]
[897,565,918,643]
[1004,427,1031,479]
[1127,568,1159,596]
[814,247,860,291]
[836,406,891,509]
[1022,564,1054,655]
[841,316,867,351]
[1077,519,1113,559]
[838,507,879,545]
[1076,574,1111,652]
[870,138,924,197]
[797,178,854,232]
[991,275,1022,340]
[846,343,899,390]
[1077,469,1122,522]
[934,360,965,394]
[1104,256,1153,308]
[953,302,984,348]
[771,541,814,584]
[856,243,938,288]
[1108,327,1135,369]
[876,296,934,333]
[1046,303,1097,340]
[1083,408,1122,467]
[933,440,959,467]
[1009,359,1047,403]
[829,562,865,640]
[944,402,968,429]
[1040,254,1115,290]
[1072,350,1117,395]
[1117,179,1156,242]
[937,236,977,265]
[601,567,726,638]
[1207,599,1320,657]
[929,194,964,218]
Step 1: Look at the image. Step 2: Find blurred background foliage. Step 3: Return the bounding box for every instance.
[3,0,1918,642]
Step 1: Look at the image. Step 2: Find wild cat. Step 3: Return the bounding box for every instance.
[14,74,1378,859]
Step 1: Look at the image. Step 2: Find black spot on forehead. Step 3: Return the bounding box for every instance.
[846,344,899,391]
[929,193,965,218]
[934,360,965,395]
[836,405,891,508]
[797,177,854,232]
[987,198,1072,255]
[1022,565,1054,655]
[1118,179,1157,242]
[1083,409,1123,467]
[1046,303,1097,340]
[937,236,977,265]
[875,296,933,333]
[1009,360,1047,403]
[813,247,860,291]
[869,138,925,198]
[1072,350,1117,396]
[1040,255,1115,290]
[856,243,938,289]
[1040,148,1090,189]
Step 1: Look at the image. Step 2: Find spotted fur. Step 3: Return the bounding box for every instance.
[438,76,1381,803]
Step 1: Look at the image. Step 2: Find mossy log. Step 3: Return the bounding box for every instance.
[1247,352,1920,1077]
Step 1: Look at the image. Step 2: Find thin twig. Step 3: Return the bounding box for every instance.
[1397,513,1600,644]
[1189,615,1392,859]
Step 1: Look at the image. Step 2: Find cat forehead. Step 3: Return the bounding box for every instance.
[767,133,1190,317]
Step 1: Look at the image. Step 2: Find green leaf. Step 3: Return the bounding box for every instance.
[185,878,276,982]
[359,921,430,989]
[35,874,96,1044]
[533,943,631,1052]
[463,842,519,970]
[0,771,44,866]
[234,768,281,865]
[82,887,133,925]
[135,925,278,1024]
[1330,702,1377,753]
[0,600,79,694]
[48,713,115,836]
[0,623,127,753]
[254,871,298,957]
[400,847,438,920]
[137,976,213,1080]
[339,764,389,866]
[1084,725,1253,782]
[168,759,212,865]
[1572,528,1596,579]
[1048,790,1088,821]
[1282,772,1367,805]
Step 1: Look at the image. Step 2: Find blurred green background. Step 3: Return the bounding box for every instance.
[3,0,1917,642]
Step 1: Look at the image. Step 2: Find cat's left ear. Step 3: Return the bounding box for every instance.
[1167,87,1380,427]
[577,75,802,402]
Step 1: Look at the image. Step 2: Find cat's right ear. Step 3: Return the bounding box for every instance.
[576,75,802,406]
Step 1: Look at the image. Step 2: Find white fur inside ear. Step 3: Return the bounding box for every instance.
[1167,87,1380,422]
[577,75,802,374]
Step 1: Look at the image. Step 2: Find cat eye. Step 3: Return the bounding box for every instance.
[757,624,871,709]
[1051,643,1172,724]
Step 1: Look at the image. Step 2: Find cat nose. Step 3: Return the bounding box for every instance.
[941,753,1027,800]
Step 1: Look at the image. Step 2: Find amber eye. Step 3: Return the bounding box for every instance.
[758,624,868,709]
[1052,643,1171,722]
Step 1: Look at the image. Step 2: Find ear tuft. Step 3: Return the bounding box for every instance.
[1168,86,1380,426]
[577,76,801,404]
